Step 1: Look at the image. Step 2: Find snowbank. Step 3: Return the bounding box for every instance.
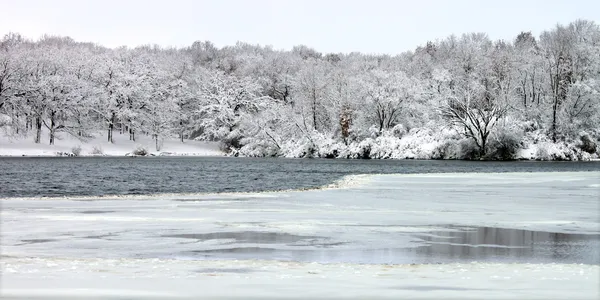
[238,127,600,161]
[5,126,597,161]
[0,130,224,157]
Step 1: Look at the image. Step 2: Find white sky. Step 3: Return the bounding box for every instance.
[1,0,598,54]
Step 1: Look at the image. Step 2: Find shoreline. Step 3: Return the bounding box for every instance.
[2,153,600,161]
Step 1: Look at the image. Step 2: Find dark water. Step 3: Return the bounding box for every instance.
[1,157,599,198]
[173,227,600,265]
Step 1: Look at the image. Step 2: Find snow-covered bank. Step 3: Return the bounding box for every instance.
[0,131,224,157]
[2,258,598,299]
[236,127,600,161]
[2,127,598,161]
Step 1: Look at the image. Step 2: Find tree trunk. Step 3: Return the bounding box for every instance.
[108,123,113,143]
[180,120,184,143]
[339,106,351,144]
[552,98,558,143]
[108,113,115,143]
[49,111,56,145]
[155,135,160,151]
[312,88,318,131]
[480,135,487,158]
[34,116,42,144]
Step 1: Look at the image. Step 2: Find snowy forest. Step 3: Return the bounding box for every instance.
[1,19,599,160]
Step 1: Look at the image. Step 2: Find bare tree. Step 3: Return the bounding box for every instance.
[441,85,508,157]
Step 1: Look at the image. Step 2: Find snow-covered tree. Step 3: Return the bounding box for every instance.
[1,19,598,159]
[193,69,268,147]
[360,70,417,134]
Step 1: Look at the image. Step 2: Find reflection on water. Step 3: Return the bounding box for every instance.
[163,231,323,244]
[411,226,600,264]
[79,210,116,214]
[194,268,259,274]
[178,227,600,265]
[17,239,56,245]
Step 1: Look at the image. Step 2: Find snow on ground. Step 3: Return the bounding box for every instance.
[1,172,599,298]
[0,130,224,157]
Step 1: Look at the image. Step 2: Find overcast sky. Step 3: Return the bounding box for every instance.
[1,0,598,54]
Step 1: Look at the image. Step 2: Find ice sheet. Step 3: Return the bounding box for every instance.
[1,171,599,298]
[1,258,599,299]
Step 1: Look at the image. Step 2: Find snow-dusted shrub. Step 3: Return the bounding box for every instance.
[279,138,317,158]
[219,130,243,153]
[368,135,399,159]
[71,145,82,157]
[521,119,542,133]
[431,139,460,159]
[314,137,346,158]
[394,127,454,159]
[391,124,407,139]
[0,114,11,128]
[458,139,480,160]
[396,128,435,159]
[238,139,280,157]
[487,132,522,160]
[535,142,578,161]
[578,134,597,154]
[132,146,149,156]
[303,144,317,158]
[368,125,381,139]
[523,130,548,145]
[55,151,74,157]
[347,138,374,159]
[90,146,104,155]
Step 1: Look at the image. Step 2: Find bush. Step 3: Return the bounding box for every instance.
[353,139,372,159]
[132,146,149,156]
[391,124,407,139]
[488,132,521,160]
[71,145,82,157]
[534,142,578,161]
[432,140,459,159]
[535,143,550,161]
[220,130,243,153]
[458,139,479,160]
[578,134,597,154]
[316,139,345,159]
[90,145,104,155]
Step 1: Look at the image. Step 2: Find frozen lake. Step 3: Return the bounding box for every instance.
[1,158,599,298]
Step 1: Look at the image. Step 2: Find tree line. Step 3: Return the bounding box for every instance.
[1,19,598,159]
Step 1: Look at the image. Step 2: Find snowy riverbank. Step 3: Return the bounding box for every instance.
[2,130,599,161]
[0,131,224,157]
[236,128,600,161]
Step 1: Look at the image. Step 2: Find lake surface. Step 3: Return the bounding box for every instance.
[1,158,599,267]
[1,157,599,198]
